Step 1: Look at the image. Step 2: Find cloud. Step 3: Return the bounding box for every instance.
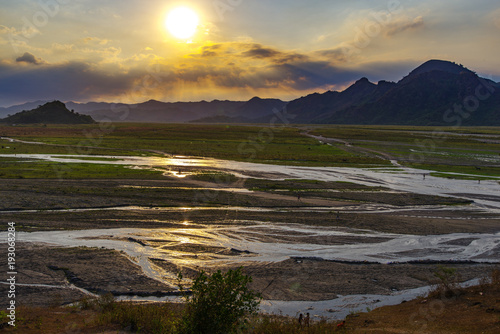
[271,61,363,90]
[240,43,308,64]
[315,48,350,62]
[0,39,418,107]
[162,45,362,91]
[82,37,110,45]
[385,16,424,36]
[0,61,137,106]
[491,9,500,29]
[199,44,222,57]
[16,52,46,65]
[242,44,280,59]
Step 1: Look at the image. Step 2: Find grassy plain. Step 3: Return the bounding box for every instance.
[2,123,499,177]
[308,125,500,177]
[0,157,165,179]
[1,123,388,167]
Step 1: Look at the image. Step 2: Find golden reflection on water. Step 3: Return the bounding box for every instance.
[143,155,215,168]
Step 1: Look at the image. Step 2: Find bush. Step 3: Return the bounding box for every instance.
[429,265,462,299]
[179,267,261,334]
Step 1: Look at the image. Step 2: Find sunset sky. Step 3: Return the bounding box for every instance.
[1,0,499,107]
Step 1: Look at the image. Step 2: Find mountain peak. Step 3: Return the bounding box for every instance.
[356,77,371,84]
[343,77,376,95]
[248,96,263,102]
[400,59,474,84]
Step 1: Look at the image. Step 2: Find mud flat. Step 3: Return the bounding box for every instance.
[0,243,174,309]
[0,242,497,310]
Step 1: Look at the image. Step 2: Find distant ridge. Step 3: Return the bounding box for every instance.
[0,101,95,124]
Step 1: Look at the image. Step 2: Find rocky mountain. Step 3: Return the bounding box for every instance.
[0,101,95,124]
[286,60,500,125]
[285,77,396,124]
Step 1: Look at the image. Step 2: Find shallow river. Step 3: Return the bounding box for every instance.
[2,152,500,319]
[3,222,499,319]
[1,153,500,211]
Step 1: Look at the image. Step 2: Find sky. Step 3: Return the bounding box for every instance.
[0,0,499,107]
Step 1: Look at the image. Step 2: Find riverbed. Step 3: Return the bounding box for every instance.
[1,152,499,319]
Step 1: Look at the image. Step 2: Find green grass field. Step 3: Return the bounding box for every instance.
[310,125,500,177]
[0,123,388,167]
[1,123,499,177]
[0,157,165,179]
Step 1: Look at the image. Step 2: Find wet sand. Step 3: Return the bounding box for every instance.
[1,242,497,308]
[0,244,174,308]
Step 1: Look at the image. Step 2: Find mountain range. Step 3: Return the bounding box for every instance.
[1,60,499,126]
[287,60,500,126]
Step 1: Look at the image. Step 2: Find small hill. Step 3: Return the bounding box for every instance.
[0,101,95,124]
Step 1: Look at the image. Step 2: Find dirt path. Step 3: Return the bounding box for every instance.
[303,132,399,165]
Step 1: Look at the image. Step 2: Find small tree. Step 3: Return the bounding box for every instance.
[179,267,261,334]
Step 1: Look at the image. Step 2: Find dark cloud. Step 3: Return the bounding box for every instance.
[356,60,421,82]
[0,42,418,107]
[166,58,364,91]
[199,44,222,57]
[315,48,350,62]
[16,52,45,65]
[386,16,424,36]
[242,44,281,59]
[272,61,363,90]
[0,61,136,106]
[201,51,217,57]
[240,44,308,64]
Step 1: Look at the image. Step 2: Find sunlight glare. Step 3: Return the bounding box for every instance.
[165,7,199,40]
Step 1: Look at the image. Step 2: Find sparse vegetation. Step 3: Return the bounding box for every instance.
[429,265,463,299]
[190,171,239,184]
[178,268,261,334]
[6,269,500,333]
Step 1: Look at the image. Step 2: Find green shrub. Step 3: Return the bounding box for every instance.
[430,265,462,299]
[179,268,261,334]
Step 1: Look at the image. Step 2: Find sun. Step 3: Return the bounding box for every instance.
[165,7,199,40]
